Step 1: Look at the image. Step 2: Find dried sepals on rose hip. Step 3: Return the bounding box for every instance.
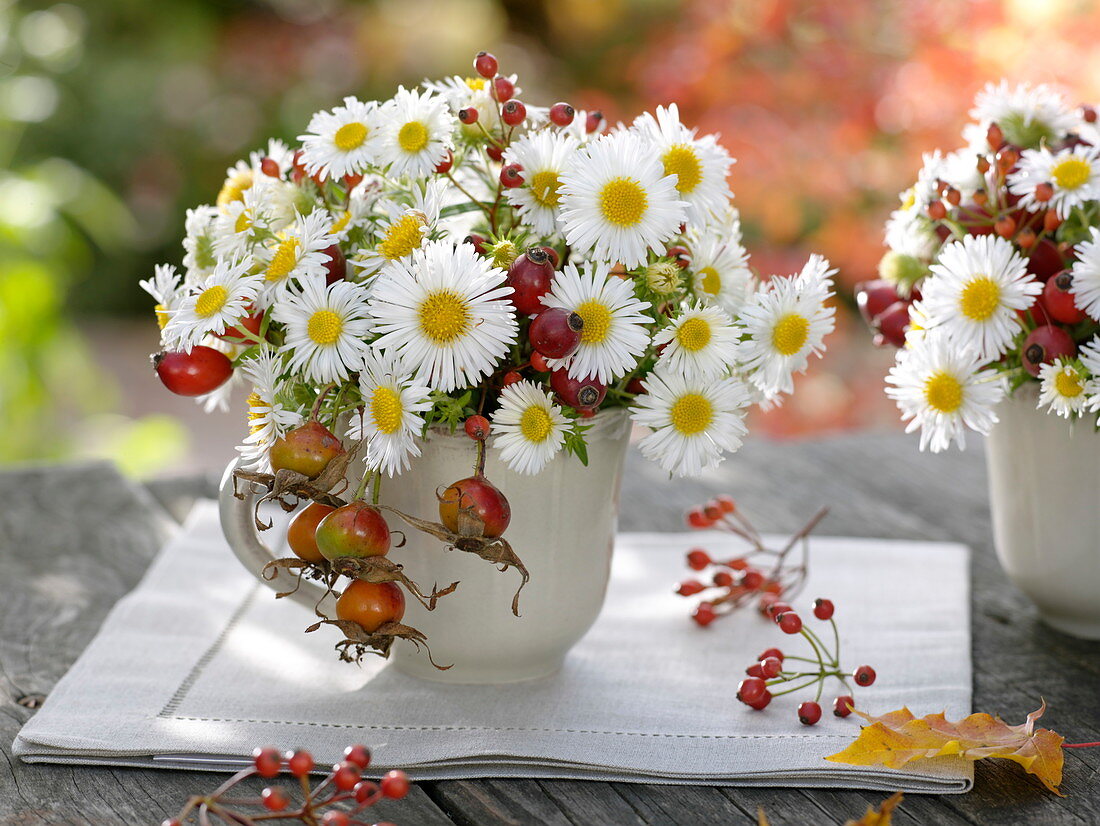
[736,597,876,726]
[164,744,410,825]
[677,496,828,626]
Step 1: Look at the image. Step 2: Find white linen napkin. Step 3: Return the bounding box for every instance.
[14,500,972,792]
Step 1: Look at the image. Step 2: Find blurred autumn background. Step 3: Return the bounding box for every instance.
[5,0,1100,475]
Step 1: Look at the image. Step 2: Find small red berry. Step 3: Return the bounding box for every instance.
[493,76,515,102]
[474,51,498,79]
[686,548,711,570]
[746,690,772,710]
[854,665,877,686]
[1022,324,1076,376]
[727,557,748,571]
[332,761,360,791]
[745,662,765,678]
[798,701,822,726]
[530,351,550,373]
[260,157,280,178]
[343,744,371,770]
[549,367,606,409]
[549,102,575,126]
[1034,181,1054,202]
[987,122,1005,149]
[1084,105,1098,123]
[692,603,716,626]
[286,749,314,777]
[666,245,690,268]
[486,144,504,162]
[777,612,803,634]
[464,415,491,441]
[928,200,947,221]
[737,677,767,704]
[262,787,289,811]
[994,215,1016,238]
[767,601,792,619]
[813,598,835,621]
[354,780,379,804]
[759,656,783,678]
[1044,210,1063,232]
[713,571,734,588]
[458,106,479,124]
[585,110,604,133]
[676,579,705,596]
[380,770,410,799]
[253,747,282,778]
[702,501,722,521]
[996,146,1019,173]
[502,370,522,386]
[153,347,233,397]
[833,695,855,717]
[741,570,764,590]
[714,494,736,513]
[502,99,526,126]
[500,163,524,188]
[1042,271,1086,324]
[322,813,350,826]
[529,308,583,359]
[434,149,453,175]
[686,508,712,529]
[759,647,784,662]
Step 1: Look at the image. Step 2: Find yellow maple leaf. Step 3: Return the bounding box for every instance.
[843,791,903,825]
[826,701,1064,795]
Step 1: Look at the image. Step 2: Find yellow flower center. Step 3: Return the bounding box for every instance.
[398,121,429,153]
[959,276,1001,322]
[217,170,253,208]
[924,371,964,414]
[234,210,252,234]
[530,170,562,208]
[465,77,486,91]
[307,309,343,345]
[418,290,471,343]
[1052,157,1091,190]
[331,211,352,235]
[334,121,368,151]
[377,213,426,261]
[598,177,648,227]
[900,187,916,212]
[194,284,229,318]
[575,299,612,344]
[771,313,810,356]
[519,405,553,443]
[154,303,170,329]
[698,266,721,296]
[265,238,300,281]
[669,393,713,436]
[662,144,703,194]
[370,386,403,434]
[676,317,712,352]
[1054,367,1084,398]
[246,392,267,436]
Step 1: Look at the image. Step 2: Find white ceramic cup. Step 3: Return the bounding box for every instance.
[219,410,633,682]
[986,387,1100,639]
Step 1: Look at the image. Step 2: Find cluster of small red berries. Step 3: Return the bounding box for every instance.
[679,496,823,626]
[736,598,877,725]
[162,745,408,826]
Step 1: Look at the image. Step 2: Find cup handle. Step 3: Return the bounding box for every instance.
[218,459,329,612]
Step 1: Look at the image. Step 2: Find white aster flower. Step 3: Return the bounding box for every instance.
[631,370,751,477]
[738,261,836,397]
[273,275,372,383]
[558,131,688,268]
[237,348,303,470]
[368,240,517,392]
[631,103,733,224]
[216,159,256,210]
[423,74,512,115]
[1037,358,1096,419]
[921,234,1040,361]
[377,86,456,178]
[255,209,337,307]
[327,176,384,243]
[348,350,433,477]
[653,304,739,380]
[1070,227,1100,321]
[688,227,755,315]
[970,80,1080,149]
[886,335,1005,452]
[182,206,222,281]
[164,258,263,351]
[539,260,652,383]
[139,263,185,332]
[503,130,579,236]
[884,206,938,261]
[298,96,383,181]
[214,186,272,259]
[490,380,568,475]
[353,178,445,277]
[1009,145,1100,219]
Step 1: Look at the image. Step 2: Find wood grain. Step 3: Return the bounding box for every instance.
[2,435,1098,825]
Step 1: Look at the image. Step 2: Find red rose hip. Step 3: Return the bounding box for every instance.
[506,247,556,315]
[529,308,584,359]
[153,346,232,396]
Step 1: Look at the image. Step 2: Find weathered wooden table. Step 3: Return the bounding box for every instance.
[2,434,1098,825]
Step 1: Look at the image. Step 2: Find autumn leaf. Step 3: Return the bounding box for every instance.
[844,791,903,825]
[826,701,1065,795]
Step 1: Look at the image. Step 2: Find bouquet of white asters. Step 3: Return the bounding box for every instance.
[858,81,1100,452]
[143,50,836,482]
